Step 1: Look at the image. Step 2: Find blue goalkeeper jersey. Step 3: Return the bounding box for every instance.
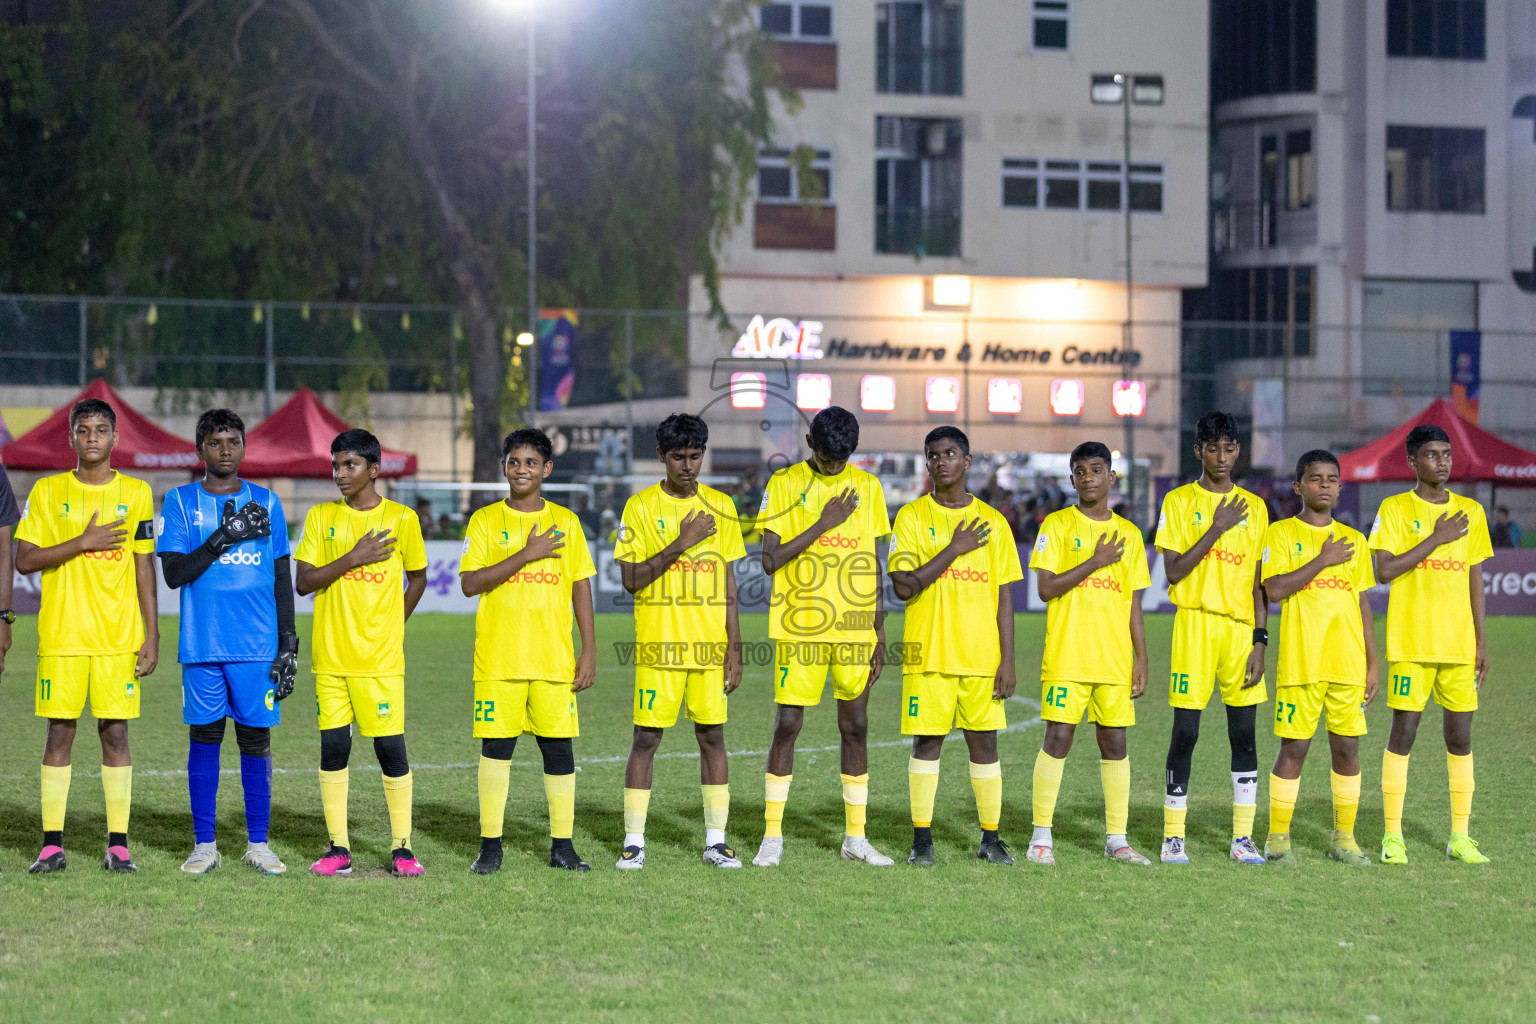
[157,481,290,664]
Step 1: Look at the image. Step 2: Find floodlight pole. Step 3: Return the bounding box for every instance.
[525,0,539,424]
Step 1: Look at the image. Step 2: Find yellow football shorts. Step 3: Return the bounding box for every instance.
[901,672,1006,736]
[1041,679,1135,728]
[316,674,405,737]
[1386,662,1477,714]
[474,678,579,738]
[634,666,726,729]
[35,653,140,720]
[774,640,871,706]
[1273,681,1366,739]
[1169,607,1267,710]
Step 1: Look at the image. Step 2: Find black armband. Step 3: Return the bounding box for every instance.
[1252,627,1269,647]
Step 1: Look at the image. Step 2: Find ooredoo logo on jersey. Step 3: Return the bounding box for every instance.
[342,567,389,584]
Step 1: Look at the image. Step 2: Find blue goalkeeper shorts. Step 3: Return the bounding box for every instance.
[182,662,280,727]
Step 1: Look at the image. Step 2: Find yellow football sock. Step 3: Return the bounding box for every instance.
[908,757,940,829]
[1032,749,1065,828]
[544,773,575,839]
[624,787,651,835]
[319,768,350,848]
[764,773,791,838]
[1164,802,1188,840]
[382,771,413,849]
[840,773,869,838]
[702,783,730,832]
[478,756,511,839]
[1382,750,1409,835]
[1330,770,1360,846]
[1100,758,1130,837]
[969,761,1002,832]
[1448,752,1475,835]
[41,764,71,833]
[1268,773,1298,838]
[101,764,132,836]
[1233,800,1257,841]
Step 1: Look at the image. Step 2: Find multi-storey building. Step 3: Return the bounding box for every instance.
[1191,0,1536,490]
[681,0,1210,517]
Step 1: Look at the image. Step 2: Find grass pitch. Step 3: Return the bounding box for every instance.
[0,612,1532,1023]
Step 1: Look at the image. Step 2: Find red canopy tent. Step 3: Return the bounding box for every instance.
[1338,397,1536,485]
[0,378,200,471]
[241,387,418,478]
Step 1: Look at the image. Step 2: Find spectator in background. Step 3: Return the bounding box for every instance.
[600,508,619,545]
[436,513,455,541]
[575,493,600,541]
[415,499,434,540]
[1492,506,1522,549]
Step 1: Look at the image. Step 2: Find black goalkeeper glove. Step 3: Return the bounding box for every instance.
[269,632,299,702]
[208,499,272,555]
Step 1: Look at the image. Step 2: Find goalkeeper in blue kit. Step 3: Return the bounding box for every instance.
[157,410,298,874]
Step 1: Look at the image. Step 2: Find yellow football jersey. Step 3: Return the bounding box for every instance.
[1029,506,1150,685]
[1368,490,1492,665]
[15,471,154,656]
[890,494,1024,677]
[615,482,746,669]
[460,498,595,682]
[295,497,427,677]
[1262,517,1375,687]
[758,460,891,643]
[1155,481,1268,623]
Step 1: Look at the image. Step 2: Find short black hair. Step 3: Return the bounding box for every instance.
[1071,441,1113,469]
[809,406,860,461]
[69,397,116,432]
[923,425,970,456]
[656,413,708,454]
[195,408,246,448]
[502,427,553,463]
[1294,448,1340,481]
[331,428,382,467]
[1195,411,1241,446]
[1406,424,1451,458]
[1496,505,1509,515]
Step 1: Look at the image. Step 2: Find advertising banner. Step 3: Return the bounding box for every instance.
[537,308,577,412]
[15,544,1536,617]
[1450,329,1481,424]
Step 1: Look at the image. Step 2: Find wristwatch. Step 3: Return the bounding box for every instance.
[0,609,15,624]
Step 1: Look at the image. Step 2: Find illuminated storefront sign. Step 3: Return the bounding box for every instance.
[1050,379,1085,416]
[796,373,832,411]
[730,315,825,359]
[987,378,1023,415]
[730,371,767,409]
[1112,380,1148,417]
[860,375,896,412]
[925,376,960,414]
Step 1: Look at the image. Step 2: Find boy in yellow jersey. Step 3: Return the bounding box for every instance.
[295,429,428,877]
[1260,450,1378,867]
[614,414,746,870]
[1368,424,1492,865]
[752,406,894,868]
[1154,411,1270,866]
[888,427,1022,867]
[460,428,597,874]
[1028,442,1151,866]
[15,397,158,874]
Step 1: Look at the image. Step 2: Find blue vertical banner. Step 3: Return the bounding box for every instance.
[538,308,577,412]
[1450,329,1481,424]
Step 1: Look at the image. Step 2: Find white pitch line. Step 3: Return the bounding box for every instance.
[0,698,1043,781]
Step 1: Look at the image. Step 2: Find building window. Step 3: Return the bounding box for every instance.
[1212,0,1316,103]
[1386,126,1484,213]
[1190,266,1314,359]
[1001,158,1163,213]
[1387,0,1484,60]
[761,2,834,40]
[757,148,833,204]
[876,1,963,96]
[877,117,962,256]
[1362,279,1477,394]
[1031,0,1068,50]
[1285,130,1313,210]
